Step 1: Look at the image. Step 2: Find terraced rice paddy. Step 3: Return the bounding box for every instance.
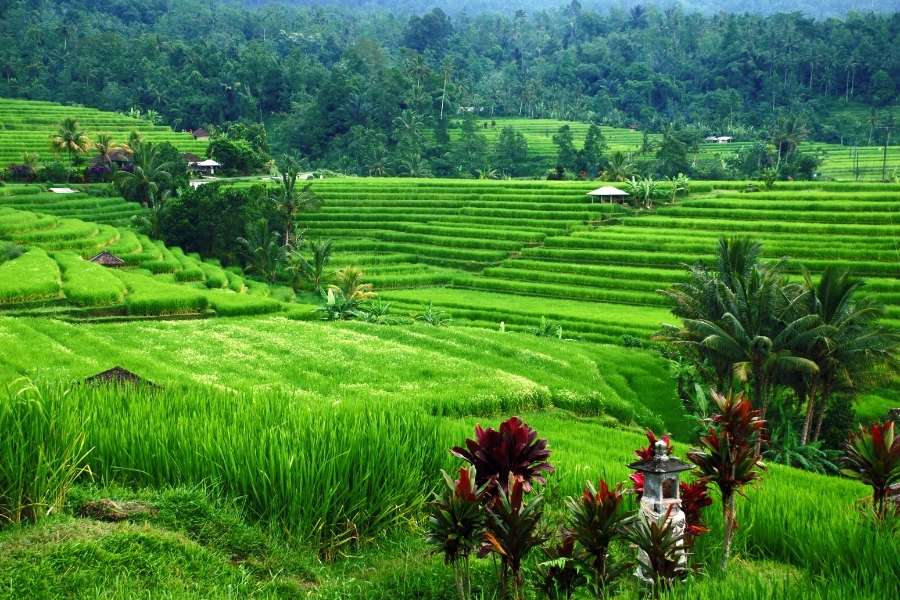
[0,98,207,166]
[302,178,900,340]
[453,117,652,166]
[0,184,145,226]
[0,186,284,319]
[697,140,900,180]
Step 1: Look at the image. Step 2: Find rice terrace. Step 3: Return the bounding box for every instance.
[0,1,899,599]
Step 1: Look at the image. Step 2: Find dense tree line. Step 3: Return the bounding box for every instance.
[0,0,897,176]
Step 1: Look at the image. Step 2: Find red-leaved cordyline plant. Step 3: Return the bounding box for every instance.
[841,420,900,520]
[425,466,486,600]
[451,416,553,502]
[483,474,547,600]
[687,390,766,571]
[678,480,712,549]
[565,479,632,596]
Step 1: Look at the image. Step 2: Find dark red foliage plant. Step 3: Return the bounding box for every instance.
[451,416,554,501]
[687,390,766,570]
[678,479,712,547]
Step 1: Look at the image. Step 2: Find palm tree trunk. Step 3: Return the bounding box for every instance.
[812,399,828,443]
[800,385,817,445]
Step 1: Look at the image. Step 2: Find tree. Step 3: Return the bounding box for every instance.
[51,118,92,165]
[271,155,321,248]
[603,151,635,181]
[392,109,431,177]
[656,125,698,178]
[330,266,375,301]
[659,238,824,417]
[770,114,809,173]
[578,124,607,178]
[94,134,124,165]
[687,390,766,570]
[207,137,266,175]
[402,8,453,54]
[552,125,577,173]
[287,239,333,293]
[492,127,528,178]
[450,114,489,177]
[114,140,175,208]
[159,183,270,265]
[792,268,899,444]
[237,218,285,284]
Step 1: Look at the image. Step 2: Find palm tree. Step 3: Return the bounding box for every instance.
[114,141,174,208]
[792,268,899,443]
[272,155,321,248]
[287,239,333,293]
[330,266,375,301]
[134,188,171,240]
[51,118,92,164]
[660,238,823,418]
[237,219,285,284]
[770,114,808,172]
[94,134,124,165]
[603,151,634,181]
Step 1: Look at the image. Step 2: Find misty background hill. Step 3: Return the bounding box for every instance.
[241,0,898,19]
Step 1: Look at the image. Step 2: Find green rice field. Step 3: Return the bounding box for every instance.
[0,186,286,319]
[297,178,900,340]
[0,171,897,599]
[453,116,900,180]
[0,98,207,166]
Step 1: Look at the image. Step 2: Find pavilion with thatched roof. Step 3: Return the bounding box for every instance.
[82,366,155,387]
[586,186,630,204]
[88,251,126,267]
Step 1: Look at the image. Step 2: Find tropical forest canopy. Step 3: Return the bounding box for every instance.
[0,0,897,172]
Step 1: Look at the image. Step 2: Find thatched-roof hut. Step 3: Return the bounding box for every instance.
[83,366,155,386]
[586,186,630,204]
[88,251,126,267]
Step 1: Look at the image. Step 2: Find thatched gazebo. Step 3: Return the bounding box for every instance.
[586,186,630,204]
[82,366,155,387]
[88,251,126,268]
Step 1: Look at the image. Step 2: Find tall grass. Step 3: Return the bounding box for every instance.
[0,380,90,525]
[30,382,452,551]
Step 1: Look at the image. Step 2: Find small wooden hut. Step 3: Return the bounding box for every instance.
[83,366,155,387]
[586,186,630,204]
[88,251,126,268]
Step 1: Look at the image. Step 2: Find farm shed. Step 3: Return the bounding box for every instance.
[82,366,155,386]
[586,186,630,204]
[190,128,210,141]
[88,250,126,267]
